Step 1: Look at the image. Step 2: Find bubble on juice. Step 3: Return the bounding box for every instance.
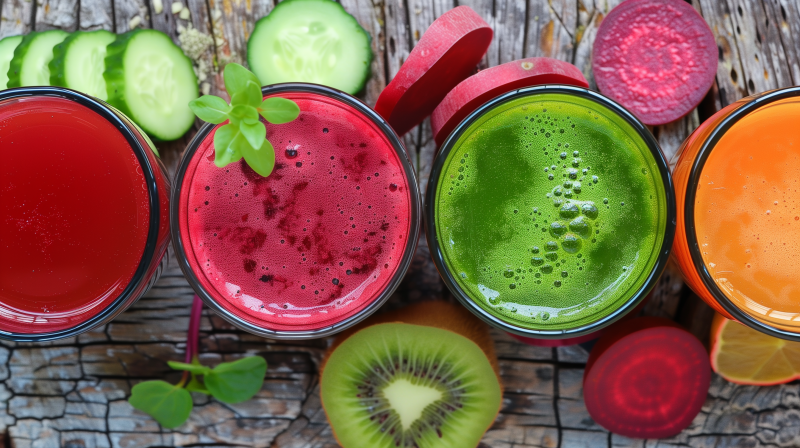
[546,241,559,252]
[504,269,514,278]
[560,202,580,218]
[545,252,558,261]
[569,216,590,238]
[581,202,599,219]
[532,257,545,266]
[285,145,299,158]
[553,280,562,287]
[551,221,568,237]
[561,233,581,253]
[573,182,582,193]
[532,246,540,254]
[541,264,554,274]
[541,312,550,320]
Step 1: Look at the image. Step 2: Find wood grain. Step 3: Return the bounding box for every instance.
[0,0,798,446]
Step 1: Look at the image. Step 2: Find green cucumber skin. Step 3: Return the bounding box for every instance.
[103,29,198,141]
[7,32,40,88]
[49,33,71,88]
[246,0,373,95]
[7,30,69,88]
[103,30,141,126]
[49,30,114,90]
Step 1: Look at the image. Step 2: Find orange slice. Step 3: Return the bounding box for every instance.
[710,313,800,385]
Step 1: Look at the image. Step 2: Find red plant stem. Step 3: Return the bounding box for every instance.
[186,295,204,363]
[180,295,204,386]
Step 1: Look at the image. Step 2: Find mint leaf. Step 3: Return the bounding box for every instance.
[168,361,211,375]
[224,63,261,99]
[259,97,300,124]
[240,120,267,150]
[213,124,243,167]
[189,95,230,124]
[205,356,267,403]
[240,138,275,178]
[129,380,193,428]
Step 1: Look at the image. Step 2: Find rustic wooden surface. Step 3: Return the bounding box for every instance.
[1,0,799,446]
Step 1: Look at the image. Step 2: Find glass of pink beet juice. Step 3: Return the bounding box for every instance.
[173,84,420,338]
[0,87,171,341]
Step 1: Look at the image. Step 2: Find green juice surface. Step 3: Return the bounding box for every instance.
[434,92,668,331]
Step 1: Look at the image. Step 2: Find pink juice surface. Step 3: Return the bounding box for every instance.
[179,91,413,332]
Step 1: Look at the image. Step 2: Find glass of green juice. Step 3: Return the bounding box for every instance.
[426,85,676,339]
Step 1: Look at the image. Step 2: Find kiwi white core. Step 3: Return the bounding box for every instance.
[382,379,443,430]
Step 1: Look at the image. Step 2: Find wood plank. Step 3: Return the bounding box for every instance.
[339,0,387,107]
[0,0,33,38]
[526,0,576,61]
[208,0,271,69]
[79,0,113,30]
[34,0,78,31]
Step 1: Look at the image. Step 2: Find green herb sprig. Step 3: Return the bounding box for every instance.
[128,296,268,428]
[188,63,300,177]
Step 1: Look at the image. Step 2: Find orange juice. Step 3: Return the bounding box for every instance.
[673,89,800,337]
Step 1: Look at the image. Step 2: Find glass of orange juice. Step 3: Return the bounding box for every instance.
[673,87,800,340]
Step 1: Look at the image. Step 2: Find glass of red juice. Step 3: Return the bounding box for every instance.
[172,84,420,339]
[0,87,171,341]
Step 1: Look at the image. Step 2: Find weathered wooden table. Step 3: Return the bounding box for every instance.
[1,0,800,446]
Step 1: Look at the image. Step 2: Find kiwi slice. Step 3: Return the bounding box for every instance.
[321,302,502,448]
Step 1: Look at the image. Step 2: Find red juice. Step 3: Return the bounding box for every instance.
[177,89,417,334]
[0,94,166,335]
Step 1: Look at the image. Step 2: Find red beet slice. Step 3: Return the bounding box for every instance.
[374,6,492,136]
[583,317,710,439]
[592,0,717,125]
[432,58,588,146]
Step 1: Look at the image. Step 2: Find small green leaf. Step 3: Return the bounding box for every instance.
[231,81,262,108]
[186,375,210,395]
[240,120,267,150]
[213,124,243,167]
[188,95,231,124]
[224,63,261,99]
[259,97,300,124]
[240,138,275,178]
[228,105,259,126]
[128,380,193,429]
[205,356,267,403]
[168,361,211,375]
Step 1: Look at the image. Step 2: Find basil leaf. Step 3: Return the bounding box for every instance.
[188,95,230,124]
[186,375,210,395]
[240,138,275,178]
[259,97,300,124]
[128,380,193,429]
[213,124,243,167]
[231,81,262,108]
[223,63,261,99]
[205,356,267,403]
[228,105,259,126]
[239,120,267,151]
[167,361,211,375]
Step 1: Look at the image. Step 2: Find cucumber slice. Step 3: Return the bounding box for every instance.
[104,29,198,141]
[7,30,69,88]
[50,30,116,100]
[0,35,23,89]
[247,0,372,94]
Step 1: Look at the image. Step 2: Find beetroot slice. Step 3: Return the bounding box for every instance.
[583,317,710,439]
[432,58,588,146]
[592,0,717,125]
[374,6,492,136]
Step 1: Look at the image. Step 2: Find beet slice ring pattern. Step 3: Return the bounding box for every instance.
[592,0,717,125]
[374,6,492,136]
[583,317,710,439]
[431,57,588,146]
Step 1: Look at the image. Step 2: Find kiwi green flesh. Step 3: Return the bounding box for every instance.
[321,323,502,448]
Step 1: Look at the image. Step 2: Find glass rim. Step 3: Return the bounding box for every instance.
[170,82,422,340]
[685,86,800,341]
[0,86,163,342]
[425,84,676,339]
